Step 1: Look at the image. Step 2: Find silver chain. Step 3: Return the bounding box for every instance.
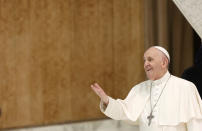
[149,75,171,116]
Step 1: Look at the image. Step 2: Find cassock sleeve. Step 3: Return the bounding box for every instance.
[99,86,143,125]
[100,96,128,120]
[100,86,137,120]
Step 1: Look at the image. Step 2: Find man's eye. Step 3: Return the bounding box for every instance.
[148,58,153,62]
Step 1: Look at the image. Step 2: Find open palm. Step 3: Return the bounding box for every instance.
[91,83,109,105]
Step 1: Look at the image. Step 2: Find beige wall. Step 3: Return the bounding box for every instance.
[0,0,145,129]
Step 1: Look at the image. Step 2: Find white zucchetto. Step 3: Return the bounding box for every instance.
[154,46,170,62]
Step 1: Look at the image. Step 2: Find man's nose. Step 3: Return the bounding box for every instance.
[144,61,148,66]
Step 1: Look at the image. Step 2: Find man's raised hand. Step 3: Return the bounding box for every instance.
[91,83,109,105]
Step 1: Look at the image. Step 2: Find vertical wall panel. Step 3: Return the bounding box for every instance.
[113,0,145,98]
[0,0,31,128]
[0,0,145,129]
[113,0,133,98]
[71,0,101,121]
[28,0,73,125]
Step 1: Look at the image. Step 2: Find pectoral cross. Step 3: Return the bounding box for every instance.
[147,112,154,126]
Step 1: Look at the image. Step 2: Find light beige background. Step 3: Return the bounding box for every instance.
[0,0,145,129]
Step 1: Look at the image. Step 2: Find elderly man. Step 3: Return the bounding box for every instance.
[91,46,202,131]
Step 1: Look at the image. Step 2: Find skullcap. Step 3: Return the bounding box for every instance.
[154,46,170,62]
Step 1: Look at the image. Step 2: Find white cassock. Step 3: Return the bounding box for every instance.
[100,71,202,131]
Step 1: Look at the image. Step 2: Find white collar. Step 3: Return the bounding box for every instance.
[150,71,171,86]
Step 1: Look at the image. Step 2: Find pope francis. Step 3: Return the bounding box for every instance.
[91,46,202,131]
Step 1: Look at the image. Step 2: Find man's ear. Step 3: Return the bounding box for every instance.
[162,57,168,68]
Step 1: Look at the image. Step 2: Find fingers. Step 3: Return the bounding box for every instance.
[94,83,100,88]
[91,83,101,92]
[90,83,105,97]
[90,83,98,93]
[90,82,109,105]
[91,83,100,89]
[91,83,102,96]
[90,83,98,92]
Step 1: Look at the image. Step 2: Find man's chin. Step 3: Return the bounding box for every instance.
[146,73,154,80]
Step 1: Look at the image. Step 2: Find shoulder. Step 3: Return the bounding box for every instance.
[130,80,150,93]
[171,75,194,85]
[124,80,150,100]
[170,75,196,90]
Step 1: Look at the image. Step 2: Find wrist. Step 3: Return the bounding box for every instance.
[103,96,109,105]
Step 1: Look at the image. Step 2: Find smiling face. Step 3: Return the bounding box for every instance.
[143,47,168,80]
